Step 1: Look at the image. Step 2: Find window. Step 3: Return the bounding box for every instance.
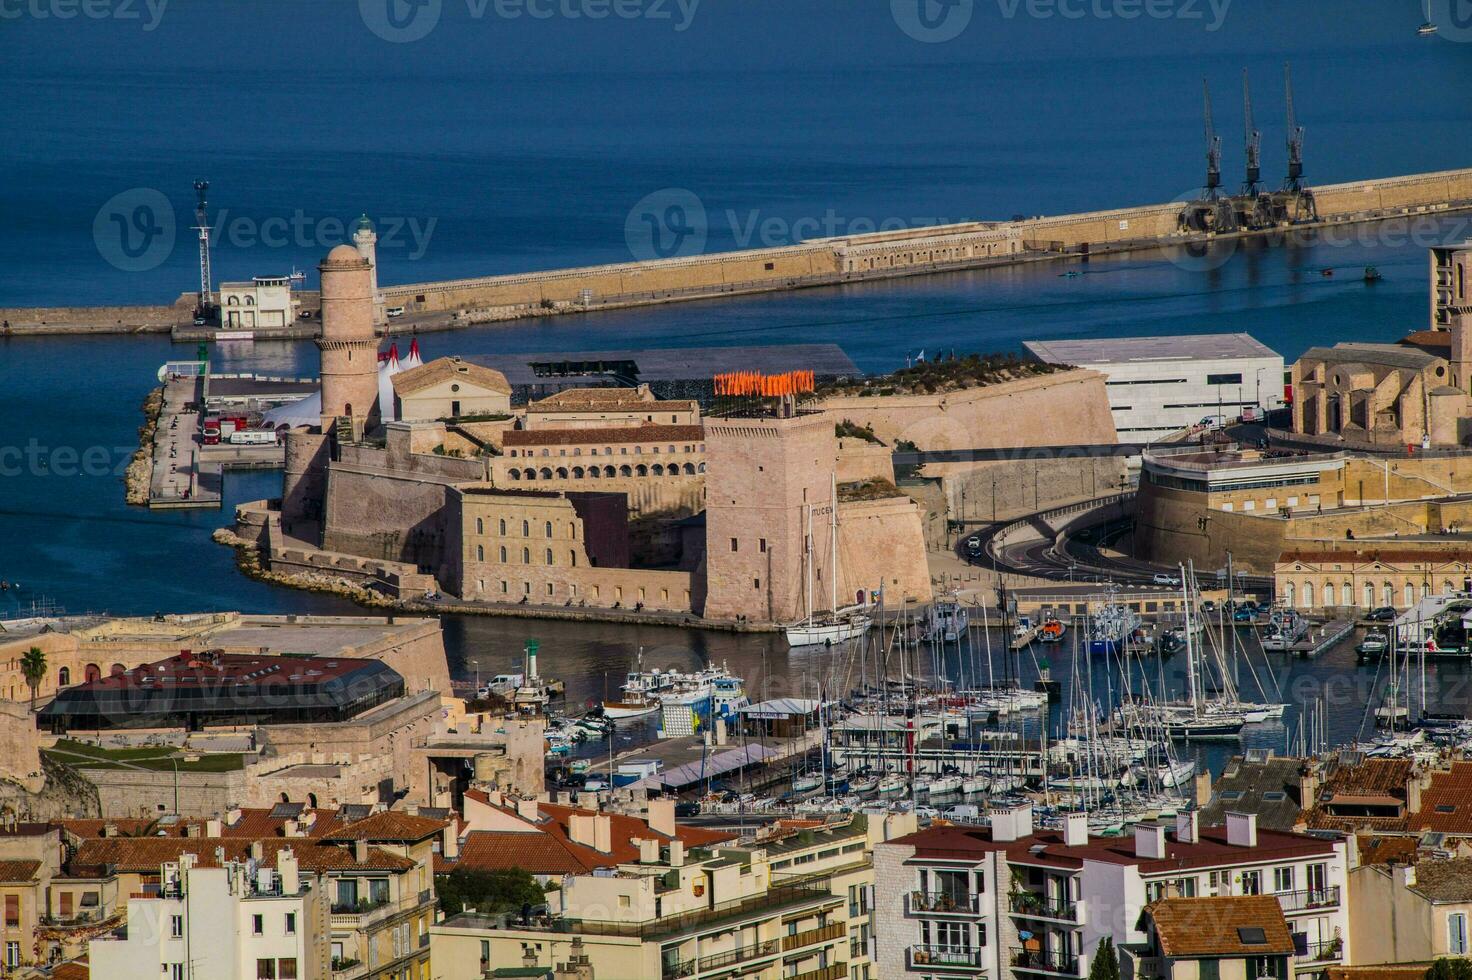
[285,912,296,935]
[1273,867,1294,893]
[546,548,554,566]
[476,545,484,562]
[1206,372,1244,386]
[278,960,298,980]
[499,519,506,535]
[730,537,739,552]
[1451,913,1468,955]
[476,518,483,535]
[252,913,264,936]
[4,943,17,969]
[171,914,183,938]
[1200,960,1220,980]
[545,521,553,537]
[171,965,184,980]
[759,538,767,552]
[1240,870,1261,895]
[257,959,276,980]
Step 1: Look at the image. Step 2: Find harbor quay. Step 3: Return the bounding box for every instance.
[3,165,1472,339]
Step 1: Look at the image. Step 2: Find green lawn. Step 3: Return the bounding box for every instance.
[43,739,245,773]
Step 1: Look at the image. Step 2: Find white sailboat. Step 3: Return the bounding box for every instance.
[1419,0,1438,34]
[786,475,872,647]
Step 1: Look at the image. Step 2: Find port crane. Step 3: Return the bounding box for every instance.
[1280,63,1318,221]
[1234,69,1274,229]
[1180,78,1237,234]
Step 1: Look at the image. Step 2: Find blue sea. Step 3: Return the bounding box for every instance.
[1,0,1470,748]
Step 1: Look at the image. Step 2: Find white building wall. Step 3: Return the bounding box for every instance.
[1090,353,1286,438]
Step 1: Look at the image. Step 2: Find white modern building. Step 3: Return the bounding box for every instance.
[90,851,324,980]
[873,805,1349,980]
[1025,334,1286,439]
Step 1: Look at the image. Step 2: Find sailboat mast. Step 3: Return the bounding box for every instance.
[830,472,840,614]
[804,502,814,626]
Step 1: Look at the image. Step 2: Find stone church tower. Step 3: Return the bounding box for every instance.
[318,243,380,440]
[1444,246,1472,393]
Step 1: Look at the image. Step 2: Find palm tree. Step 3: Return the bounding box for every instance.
[19,647,46,712]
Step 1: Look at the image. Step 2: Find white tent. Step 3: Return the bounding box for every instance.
[404,337,424,369]
[262,392,320,428]
[377,343,402,423]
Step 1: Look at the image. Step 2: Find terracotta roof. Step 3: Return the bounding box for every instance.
[1400,330,1453,349]
[57,807,349,842]
[1146,896,1294,958]
[0,860,41,883]
[69,837,413,876]
[1411,763,1472,835]
[1408,857,1472,902]
[1278,550,1472,567]
[1356,835,1420,866]
[321,811,447,843]
[528,387,694,411]
[393,357,512,397]
[503,424,703,448]
[454,800,735,876]
[893,823,1336,873]
[49,959,89,980]
[1302,758,1412,833]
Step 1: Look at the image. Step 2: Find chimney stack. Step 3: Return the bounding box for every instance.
[1226,812,1258,848]
[1135,823,1167,860]
[636,838,660,864]
[1176,811,1199,844]
[988,804,1034,843]
[669,839,685,867]
[205,818,222,838]
[354,838,369,864]
[442,824,459,861]
[516,797,540,823]
[568,813,596,849]
[594,815,612,854]
[648,799,676,838]
[278,847,299,895]
[1063,812,1088,847]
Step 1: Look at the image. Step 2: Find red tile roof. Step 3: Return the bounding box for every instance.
[69,837,413,875]
[450,799,734,875]
[50,959,89,980]
[0,860,41,883]
[894,823,1337,874]
[321,811,447,843]
[1279,550,1472,566]
[1411,763,1472,835]
[1146,896,1294,957]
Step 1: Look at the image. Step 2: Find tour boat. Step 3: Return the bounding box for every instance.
[601,695,661,720]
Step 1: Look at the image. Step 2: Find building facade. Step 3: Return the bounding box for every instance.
[392,357,512,422]
[874,807,1348,980]
[218,277,296,330]
[1024,334,1285,439]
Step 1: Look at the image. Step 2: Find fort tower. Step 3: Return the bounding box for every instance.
[318,243,380,441]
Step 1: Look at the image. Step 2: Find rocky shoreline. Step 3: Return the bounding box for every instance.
[124,386,164,506]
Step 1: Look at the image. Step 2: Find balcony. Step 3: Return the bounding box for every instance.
[791,966,847,980]
[908,891,981,915]
[784,922,846,952]
[1302,939,1344,962]
[330,898,394,929]
[662,960,695,980]
[909,945,984,970]
[1012,947,1081,976]
[1009,892,1080,923]
[1275,888,1340,913]
[696,938,782,972]
[331,957,365,980]
[39,909,113,928]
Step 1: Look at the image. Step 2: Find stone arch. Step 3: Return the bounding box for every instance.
[619,465,632,477]
[57,667,70,686]
[604,465,616,478]
[84,663,101,682]
[635,464,648,477]
[556,468,569,479]
[110,663,126,677]
[698,462,707,474]
[572,467,585,479]
[308,793,318,808]
[652,464,665,476]
[683,463,695,475]
[538,468,552,480]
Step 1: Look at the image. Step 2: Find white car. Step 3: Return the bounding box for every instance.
[385,306,406,318]
[1152,573,1181,586]
[1197,414,1228,430]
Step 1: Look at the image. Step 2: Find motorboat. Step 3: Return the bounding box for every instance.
[927,774,964,795]
[1089,605,1142,655]
[1039,618,1067,643]
[927,597,970,641]
[877,773,908,798]
[601,694,661,720]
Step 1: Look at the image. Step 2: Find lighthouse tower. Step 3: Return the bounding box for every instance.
[352,214,386,326]
[318,244,380,441]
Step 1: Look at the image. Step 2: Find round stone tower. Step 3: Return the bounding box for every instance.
[318,243,380,440]
[352,213,386,326]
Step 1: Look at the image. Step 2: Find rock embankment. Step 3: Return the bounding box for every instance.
[124,386,164,506]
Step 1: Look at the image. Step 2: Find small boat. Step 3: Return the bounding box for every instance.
[1357,631,1389,658]
[1157,759,1196,788]
[877,773,908,798]
[602,697,661,721]
[792,772,824,794]
[848,773,880,794]
[1060,270,1082,279]
[1321,268,1335,277]
[1038,618,1066,643]
[1419,22,1439,36]
[786,610,870,647]
[1364,266,1384,283]
[928,774,964,795]
[961,774,990,795]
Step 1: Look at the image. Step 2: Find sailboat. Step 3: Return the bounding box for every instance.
[1420,0,1439,33]
[785,475,872,647]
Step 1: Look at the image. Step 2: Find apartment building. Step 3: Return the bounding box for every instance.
[431,811,915,980]
[874,805,1349,980]
[89,851,323,980]
[1349,858,1472,965]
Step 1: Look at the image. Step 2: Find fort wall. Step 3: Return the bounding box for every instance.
[837,496,932,606]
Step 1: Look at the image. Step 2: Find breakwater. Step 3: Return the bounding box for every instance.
[6,166,1472,338]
